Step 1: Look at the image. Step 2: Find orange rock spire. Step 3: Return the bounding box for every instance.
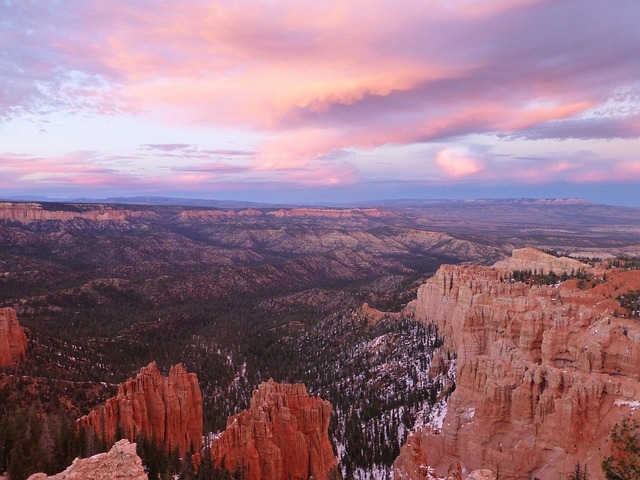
[0,307,27,367]
[208,379,338,480]
[77,362,203,456]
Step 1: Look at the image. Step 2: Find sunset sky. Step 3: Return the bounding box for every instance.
[2,0,640,206]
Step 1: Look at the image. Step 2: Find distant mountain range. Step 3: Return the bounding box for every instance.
[0,194,594,209]
[0,195,280,209]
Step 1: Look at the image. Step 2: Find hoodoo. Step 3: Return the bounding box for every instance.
[0,307,27,367]
[395,249,640,479]
[208,379,338,480]
[77,362,203,456]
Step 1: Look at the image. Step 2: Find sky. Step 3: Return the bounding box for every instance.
[1,0,640,206]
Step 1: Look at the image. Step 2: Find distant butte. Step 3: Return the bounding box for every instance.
[0,202,151,222]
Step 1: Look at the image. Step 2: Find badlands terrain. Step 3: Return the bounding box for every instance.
[1,199,639,479]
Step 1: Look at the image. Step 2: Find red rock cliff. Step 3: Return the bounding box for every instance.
[208,379,338,480]
[77,362,203,456]
[396,250,640,479]
[0,307,27,367]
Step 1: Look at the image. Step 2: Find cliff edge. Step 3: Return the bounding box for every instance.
[396,249,640,479]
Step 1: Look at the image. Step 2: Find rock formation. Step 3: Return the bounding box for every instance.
[466,471,496,480]
[0,307,27,367]
[27,439,148,480]
[208,379,338,480]
[177,207,391,221]
[396,249,640,479]
[267,208,390,218]
[353,302,401,325]
[0,202,149,222]
[492,247,588,274]
[77,362,203,456]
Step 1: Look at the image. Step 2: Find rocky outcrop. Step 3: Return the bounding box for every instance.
[178,209,229,220]
[466,471,496,480]
[208,379,337,480]
[492,247,588,275]
[0,202,149,222]
[353,303,401,325]
[77,362,202,456]
[397,249,640,479]
[176,207,391,221]
[267,208,390,218]
[0,307,27,367]
[27,439,148,480]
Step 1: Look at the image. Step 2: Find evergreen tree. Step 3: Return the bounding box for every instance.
[602,419,640,479]
[179,454,196,480]
[569,462,589,480]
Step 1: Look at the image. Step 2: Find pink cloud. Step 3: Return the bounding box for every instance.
[0,152,140,189]
[2,0,640,192]
[482,154,640,185]
[435,147,484,178]
[140,144,192,152]
[255,129,343,170]
[0,147,358,194]
[614,160,640,179]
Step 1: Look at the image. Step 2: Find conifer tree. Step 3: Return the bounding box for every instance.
[602,419,640,479]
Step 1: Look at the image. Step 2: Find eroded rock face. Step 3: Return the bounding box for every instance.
[0,202,149,222]
[466,470,496,480]
[397,249,640,479]
[77,362,203,456]
[267,208,390,218]
[208,379,338,480]
[27,439,148,480]
[493,247,589,274]
[0,307,27,367]
[177,207,390,221]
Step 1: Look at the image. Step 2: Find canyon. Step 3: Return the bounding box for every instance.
[2,200,640,479]
[395,249,640,479]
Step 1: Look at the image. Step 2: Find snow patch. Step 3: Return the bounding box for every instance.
[426,399,448,431]
[614,399,640,409]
